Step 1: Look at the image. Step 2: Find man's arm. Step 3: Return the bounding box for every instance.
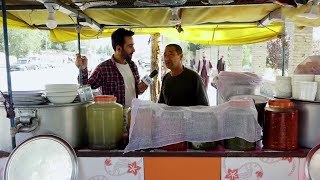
[158,75,167,104]
[86,66,103,89]
[158,89,165,104]
[195,75,209,106]
[80,68,89,85]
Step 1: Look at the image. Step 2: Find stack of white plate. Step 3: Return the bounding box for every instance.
[0,91,46,105]
[45,84,79,104]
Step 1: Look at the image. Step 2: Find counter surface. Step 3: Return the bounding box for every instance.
[0,149,309,158]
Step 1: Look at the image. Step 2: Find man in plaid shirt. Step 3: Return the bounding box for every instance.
[75,28,148,108]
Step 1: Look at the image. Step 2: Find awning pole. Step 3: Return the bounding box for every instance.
[77,17,83,85]
[2,0,16,149]
[281,35,285,76]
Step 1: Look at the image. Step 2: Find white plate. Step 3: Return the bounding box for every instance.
[45,84,79,90]
[47,95,77,104]
[45,88,78,93]
[2,90,44,95]
[13,96,45,101]
[46,92,78,97]
[13,101,46,105]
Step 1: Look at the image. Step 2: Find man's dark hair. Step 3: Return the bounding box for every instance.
[166,44,183,55]
[111,28,134,51]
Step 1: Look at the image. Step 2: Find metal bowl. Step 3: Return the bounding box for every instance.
[305,144,320,179]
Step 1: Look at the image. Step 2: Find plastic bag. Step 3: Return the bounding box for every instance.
[294,56,320,75]
[215,71,262,101]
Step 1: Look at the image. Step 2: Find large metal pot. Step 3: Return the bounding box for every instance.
[0,102,88,152]
[293,100,320,148]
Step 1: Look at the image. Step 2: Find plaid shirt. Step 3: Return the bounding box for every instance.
[82,55,140,107]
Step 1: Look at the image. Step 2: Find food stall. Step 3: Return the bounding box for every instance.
[0,0,319,179]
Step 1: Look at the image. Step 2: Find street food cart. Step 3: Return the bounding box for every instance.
[1,0,319,179]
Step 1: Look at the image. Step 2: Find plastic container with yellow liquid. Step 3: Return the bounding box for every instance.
[87,95,123,149]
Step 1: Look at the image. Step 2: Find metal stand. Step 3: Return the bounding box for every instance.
[2,0,16,149]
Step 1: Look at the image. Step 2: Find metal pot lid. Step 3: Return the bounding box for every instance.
[4,135,78,180]
[305,144,320,180]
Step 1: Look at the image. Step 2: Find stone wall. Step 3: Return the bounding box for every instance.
[286,22,313,75]
[251,42,268,77]
[229,46,243,72]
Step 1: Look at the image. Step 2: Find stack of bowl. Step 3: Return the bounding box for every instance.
[45,84,79,104]
[314,75,320,101]
[292,75,317,101]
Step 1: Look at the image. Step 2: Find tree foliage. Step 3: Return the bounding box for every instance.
[0,29,45,58]
[266,38,289,70]
[187,43,209,54]
[96,44,113,55]
[0,29,77,58]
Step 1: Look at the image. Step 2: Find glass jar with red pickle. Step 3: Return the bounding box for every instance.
[264,99,298,151]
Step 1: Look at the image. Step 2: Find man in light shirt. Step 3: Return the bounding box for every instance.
[75,28,148,108]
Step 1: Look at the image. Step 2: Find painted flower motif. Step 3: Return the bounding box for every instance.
[281,157,293,163]
[256,171,263,178]
[104,159,112,166]
[127,161,141,176]
[225,169,239,180]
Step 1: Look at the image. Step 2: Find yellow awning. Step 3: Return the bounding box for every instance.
[1,4,283,45]
[50,23,283,45]
[282,3,320,27]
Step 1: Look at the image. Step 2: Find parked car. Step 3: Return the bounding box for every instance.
[10,59,38,71]
[0,56,17,69]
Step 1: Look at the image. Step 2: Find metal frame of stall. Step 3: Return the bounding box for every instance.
[1,0,288,150]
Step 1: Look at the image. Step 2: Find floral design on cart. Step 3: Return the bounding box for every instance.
[86,157,144,180]
[223,157,300,180]
[259,158,296,176]
[223,158,264,180]
[104,158,143,180]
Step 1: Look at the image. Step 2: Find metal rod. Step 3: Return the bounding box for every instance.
[1,2,276,11]
[2,0,16,149]
[34,21,259,30]
[281,35,285,76]
[77,16,83,85]
[215,46,219,106]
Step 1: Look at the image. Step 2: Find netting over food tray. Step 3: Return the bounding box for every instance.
[125,98,262,152]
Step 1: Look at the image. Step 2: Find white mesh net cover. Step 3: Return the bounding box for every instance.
[125,98,262,152]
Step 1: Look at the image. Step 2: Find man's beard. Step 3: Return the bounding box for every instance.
[121,51,132,62]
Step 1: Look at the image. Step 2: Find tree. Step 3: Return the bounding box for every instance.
[266,38,289,70]
[96,44,113,55]
[242,45,252,71]
[187,43,209,59]
[0,29,46,58]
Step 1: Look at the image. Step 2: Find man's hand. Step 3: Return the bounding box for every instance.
[138,82,148,94]
[75,54,88,69]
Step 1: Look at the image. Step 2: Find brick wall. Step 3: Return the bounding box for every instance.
[251,42,268,76]
[286,22,313,75]
[229,46,243,72]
